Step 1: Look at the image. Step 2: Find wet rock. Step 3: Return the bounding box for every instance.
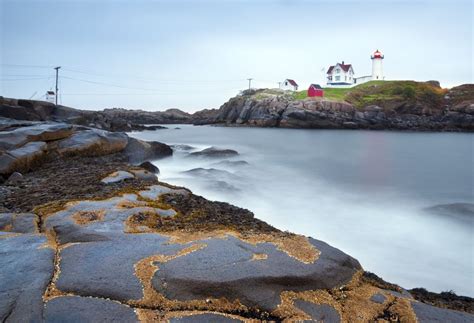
[0,118,39,132]
[171,144,196,151]
[40,190,190,302]
[44,296,138,323]
[58,129,128,157]
[0,213,13,229]
[123,137,172,163]
[7,171,23,183]
[152,236,361,311]
[423,203,474,223]
[0,154,17,175]
[0,234,55,322]
[182,168,240,192]
[0,122,73,150]
[211,160,249,168]
[0,213,37,233]
[139,185,188,200]
[408,288,474,314]
[169,313,243,322]
[130,169,157,181]
[370,293,387,304]
[56,233,188,302]
[411,301,474,322]
[188,147,239,158]
[208,180,240,192]
[294,299,341,322]
[0,141,48,175]
[101,171,135,184]
[138,161,160,174]
[182,168,237,179]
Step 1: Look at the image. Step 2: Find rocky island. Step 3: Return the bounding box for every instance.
[198,82,474,131]
[1,96,473,322]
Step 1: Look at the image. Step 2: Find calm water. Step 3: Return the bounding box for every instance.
[130,125,474,296]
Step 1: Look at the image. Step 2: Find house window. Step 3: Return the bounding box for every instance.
[335,76,340,81]
[336,69,340,74]
[345,76,347,81]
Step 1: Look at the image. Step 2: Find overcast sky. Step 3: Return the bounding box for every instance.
[1,0,472,112]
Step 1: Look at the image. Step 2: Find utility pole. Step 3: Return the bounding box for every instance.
[54,66,61,105]
[247,78,253,90]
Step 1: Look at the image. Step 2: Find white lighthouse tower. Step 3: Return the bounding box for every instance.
[371,49,384,80]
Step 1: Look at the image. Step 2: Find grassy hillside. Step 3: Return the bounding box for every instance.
[294,80,447,109]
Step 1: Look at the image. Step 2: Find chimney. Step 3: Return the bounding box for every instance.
[342,61,344,65]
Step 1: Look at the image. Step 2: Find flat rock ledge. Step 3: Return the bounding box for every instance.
[1,181,472,322]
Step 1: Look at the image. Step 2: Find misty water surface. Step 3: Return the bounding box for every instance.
[130,125,473,296]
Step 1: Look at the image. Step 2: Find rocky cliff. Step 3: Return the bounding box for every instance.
[198,83,474,131]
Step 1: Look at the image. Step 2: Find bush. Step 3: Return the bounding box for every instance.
[402,86,416,99]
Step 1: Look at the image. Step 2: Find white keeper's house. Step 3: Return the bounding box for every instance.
[281,79,299,91]
[326,62,355,87]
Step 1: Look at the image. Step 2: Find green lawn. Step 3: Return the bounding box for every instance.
[293,87,351,101]
[293,80,432,104]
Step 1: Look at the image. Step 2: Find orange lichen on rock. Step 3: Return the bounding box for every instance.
[251,253,268,261]
[116,199,147,209]
[273,271,419,322]
[1,224,13,232]
[72,210,106,225]
[240,233,319,264]
[124,209,174,234]
[158,230,319,264]
[43,229,69,302]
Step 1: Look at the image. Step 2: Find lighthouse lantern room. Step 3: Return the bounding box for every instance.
[371,49,384,80]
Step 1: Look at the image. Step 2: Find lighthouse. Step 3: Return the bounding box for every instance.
[371,49,384,80]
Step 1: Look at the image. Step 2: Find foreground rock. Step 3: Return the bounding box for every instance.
[2,179,472,321]
[0,114,473,321]
[0,119,172,181]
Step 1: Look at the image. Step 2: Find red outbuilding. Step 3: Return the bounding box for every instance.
[308,84,324,97]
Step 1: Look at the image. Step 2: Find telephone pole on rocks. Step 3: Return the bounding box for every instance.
[54,66,61,105]
[247,78,253,90]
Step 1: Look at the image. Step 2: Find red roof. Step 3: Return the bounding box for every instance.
[327,63,352,74]
[286,79,298,86]
[309,84,322,90]
[372,49,384,59]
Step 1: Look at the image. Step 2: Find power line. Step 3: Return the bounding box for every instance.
[0,74,52,77]
[0,77,53,81]
[1,64,54,69]
[60,75,166,92]
[61,67,246,84]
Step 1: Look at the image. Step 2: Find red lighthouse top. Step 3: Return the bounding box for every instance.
[371,49,384,59]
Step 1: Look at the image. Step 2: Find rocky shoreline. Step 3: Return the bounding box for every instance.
[0,115,473,322]
[2,82,473,134]
[196,83,474,131]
